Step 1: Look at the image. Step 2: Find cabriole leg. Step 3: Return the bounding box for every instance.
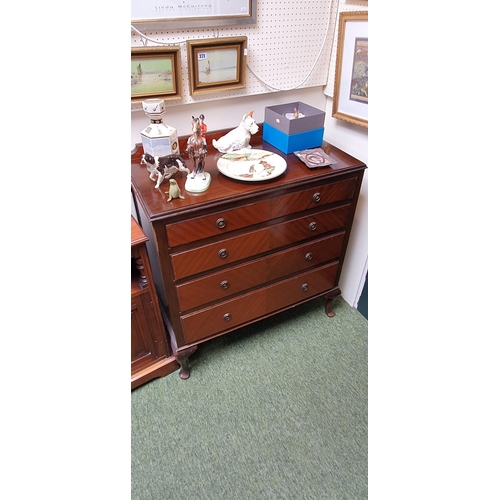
[175,346,197,380]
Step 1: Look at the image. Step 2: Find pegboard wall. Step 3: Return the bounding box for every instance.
[130,0,368,112]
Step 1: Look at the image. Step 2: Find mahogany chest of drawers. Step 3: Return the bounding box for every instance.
[131,127,366,379]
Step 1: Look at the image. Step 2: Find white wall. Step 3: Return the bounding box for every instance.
[323,97,368,307]
[131,87,327,151]
[322,1,368,307]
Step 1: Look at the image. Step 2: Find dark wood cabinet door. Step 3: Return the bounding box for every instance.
[131,294,167,374]
[131,216,179,388]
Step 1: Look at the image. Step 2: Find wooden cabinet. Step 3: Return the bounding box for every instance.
[131,127,366,379]
[131,216,178,389]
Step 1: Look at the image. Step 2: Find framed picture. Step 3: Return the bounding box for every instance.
[332,11,368,128]
[131,0,256,30]
[187,37,247,96]
[131,46,181,103]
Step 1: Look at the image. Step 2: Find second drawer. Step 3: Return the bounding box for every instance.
[170,204,350,280]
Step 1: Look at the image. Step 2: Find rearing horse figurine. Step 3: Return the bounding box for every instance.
[186,115,208,180]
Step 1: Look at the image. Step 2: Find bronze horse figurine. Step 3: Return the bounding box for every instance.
[186,115,208,180]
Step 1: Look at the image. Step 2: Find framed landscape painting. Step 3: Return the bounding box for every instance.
[186,37,247,96]
[131,46,181,103]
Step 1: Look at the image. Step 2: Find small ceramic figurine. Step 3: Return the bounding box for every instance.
[166,179,185,202]
[185,115,211,193]
[140,153,189,189]
[285,108,305,120]
[212,111,259,153]
[186,115,207,179]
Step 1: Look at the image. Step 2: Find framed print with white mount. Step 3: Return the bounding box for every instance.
[131,0,256,30]
[332,11,368,128]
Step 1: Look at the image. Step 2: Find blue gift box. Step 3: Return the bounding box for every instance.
[263,122,325,154]
[263,102,326,154]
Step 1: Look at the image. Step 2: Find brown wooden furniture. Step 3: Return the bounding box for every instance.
[131,216,179,389]
[131,126,366,379]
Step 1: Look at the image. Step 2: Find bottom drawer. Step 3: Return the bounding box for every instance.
[180,262,339,344]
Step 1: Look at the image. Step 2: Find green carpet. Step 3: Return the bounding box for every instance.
[132,296,368,499]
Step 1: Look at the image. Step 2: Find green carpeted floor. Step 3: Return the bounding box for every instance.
[132,296,368,500]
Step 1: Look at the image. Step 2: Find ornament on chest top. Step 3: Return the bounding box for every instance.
[140,98,191,191]
[184,114,211,193]
[212,111,259,153]
[166,178,185,202]
[140,153,190,189]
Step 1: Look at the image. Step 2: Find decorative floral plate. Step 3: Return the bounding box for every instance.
[216,149,287,182]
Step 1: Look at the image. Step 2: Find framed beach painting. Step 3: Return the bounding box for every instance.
[186,37,247,96]
[332,11,368,128]
[131,46,181,103]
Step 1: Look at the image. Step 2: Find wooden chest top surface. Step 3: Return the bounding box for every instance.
[131,127,366,222]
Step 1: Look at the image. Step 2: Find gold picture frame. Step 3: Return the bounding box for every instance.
[187,37,247,96]
[332,11,368,128]
[131,46,181,103]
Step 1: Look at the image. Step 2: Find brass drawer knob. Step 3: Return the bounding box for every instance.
[223,313,232,322]
[309,221,317,231]
[301,283,309,292]
[312,192,321,203]
[305,252,313,261]
[216,218,227,229]
[220,280,229,290]
[218,248,228,259]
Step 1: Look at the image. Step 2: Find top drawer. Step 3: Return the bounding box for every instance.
[165,176,357,247]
